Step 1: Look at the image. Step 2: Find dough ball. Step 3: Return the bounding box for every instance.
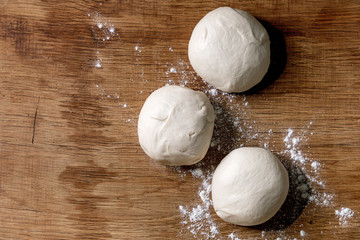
[138,85,215,166]
[188,7,270,93]
[212,147,289,226]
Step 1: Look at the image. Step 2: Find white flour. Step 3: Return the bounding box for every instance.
[89,12,138,124]
[165,60,355,239]
[95,60,102,68]
[283,128,306,164]
[88,11,120,69]
[335,207,354,226]
[164,58,196,87]
[228,232,241,240]
[135,45,142,52]
[88,11,119,43]
[178,170,219,239]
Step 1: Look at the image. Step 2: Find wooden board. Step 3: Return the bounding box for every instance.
[0,0,359,239]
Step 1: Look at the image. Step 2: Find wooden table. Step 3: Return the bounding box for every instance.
[0,0,359,239]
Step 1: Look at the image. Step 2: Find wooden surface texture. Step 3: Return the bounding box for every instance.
[0,0,359,239]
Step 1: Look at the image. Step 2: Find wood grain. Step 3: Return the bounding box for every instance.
[0,0,359,239]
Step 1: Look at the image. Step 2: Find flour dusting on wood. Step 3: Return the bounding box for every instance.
[84,8,357,235]
[162,58,356,239]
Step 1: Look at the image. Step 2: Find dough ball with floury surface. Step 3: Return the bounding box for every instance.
[212,147,289,226]
[188,7,270,93]
[138,85,215,166]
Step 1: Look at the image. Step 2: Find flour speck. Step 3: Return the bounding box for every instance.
[229,232,241,240]
[335,207,354,226]
[311,161,320,171]
[88,11,119,44]
[190,168,203,178]
[209,88,218,96]
[95,61,102,68]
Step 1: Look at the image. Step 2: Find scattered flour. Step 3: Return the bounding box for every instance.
[95,60,102,68]
[335,207,354,226]
[209,88,218,96]
[88,10,121,71]
[164,59,196,87]
[190,168,203,178]
[162,59,354,239]
[135,45,142,52]
[186,120,345,239]
[178,171,219,239]
[169,67,177,73]
[311,161,320,170]
[281,126,336,209]
[283,128,306,164]
[229,232,241,240]
[88,11,136,117]
[88,11,119,43]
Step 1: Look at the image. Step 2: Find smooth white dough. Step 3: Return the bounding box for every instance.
[212,147,289,226]
[138,85,215,166]
[188,7,270,93]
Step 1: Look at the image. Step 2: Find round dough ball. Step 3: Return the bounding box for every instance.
[212,147,289,226]
[138,85,215,166]
[188,7,270,93]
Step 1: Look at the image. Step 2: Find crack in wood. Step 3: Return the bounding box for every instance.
[32,97,40,144]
